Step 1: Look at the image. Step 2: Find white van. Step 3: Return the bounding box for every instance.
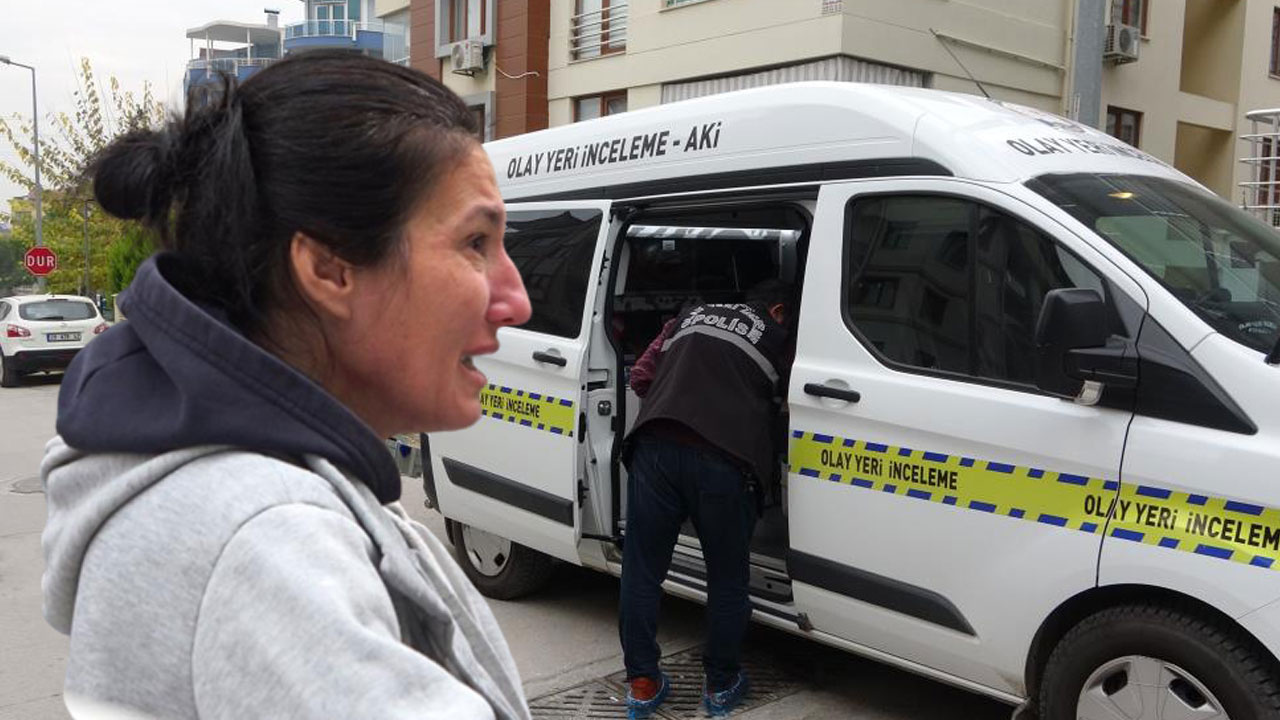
[413,82,1280,718]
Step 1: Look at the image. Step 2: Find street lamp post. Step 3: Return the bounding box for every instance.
[82,199,90,297]
[0,55,44,293]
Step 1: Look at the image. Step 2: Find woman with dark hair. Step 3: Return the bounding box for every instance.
[40,51,532,719]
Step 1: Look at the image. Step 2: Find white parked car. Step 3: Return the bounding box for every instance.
[0,295,108,387]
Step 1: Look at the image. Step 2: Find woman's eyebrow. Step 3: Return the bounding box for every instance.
[458,204,504,227]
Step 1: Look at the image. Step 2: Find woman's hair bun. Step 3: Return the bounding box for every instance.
[92,128,176,223]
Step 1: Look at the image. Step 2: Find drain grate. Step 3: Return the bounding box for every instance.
[529,681,628,719]
[530,646,802,719]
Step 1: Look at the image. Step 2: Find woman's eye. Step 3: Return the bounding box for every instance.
[468,235,487,254]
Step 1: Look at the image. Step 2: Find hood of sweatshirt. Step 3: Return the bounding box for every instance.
[43,253,402,632]
[55,253,400,503]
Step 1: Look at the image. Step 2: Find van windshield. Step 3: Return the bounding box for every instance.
[1027,173,1280,354]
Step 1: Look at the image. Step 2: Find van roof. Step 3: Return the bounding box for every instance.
[486,82,1192,201]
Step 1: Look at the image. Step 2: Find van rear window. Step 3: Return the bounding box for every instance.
[19,300,96,321]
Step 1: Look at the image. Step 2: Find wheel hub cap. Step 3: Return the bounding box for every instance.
[460,525,512,577]
[1077,655,1228,720]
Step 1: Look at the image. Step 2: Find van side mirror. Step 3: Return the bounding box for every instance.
[1035,288,1137,404]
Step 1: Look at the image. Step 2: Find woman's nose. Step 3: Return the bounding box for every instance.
[487,252,532,328]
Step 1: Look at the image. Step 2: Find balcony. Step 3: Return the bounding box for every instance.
[283,19,406,60]
[186,57,277,87]
[185,19,283,89]
[572,2,628,60]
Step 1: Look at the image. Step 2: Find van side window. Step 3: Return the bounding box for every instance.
[845,195,1104,386]
[505,209,603,338]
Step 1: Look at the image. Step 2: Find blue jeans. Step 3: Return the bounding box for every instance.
[620,435,757,691]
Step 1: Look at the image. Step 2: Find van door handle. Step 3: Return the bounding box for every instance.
[803,383,861,403]
[532,350,567,367]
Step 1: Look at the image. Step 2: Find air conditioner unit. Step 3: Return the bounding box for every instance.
[1104,23,1141,64]
[450,38,485,76]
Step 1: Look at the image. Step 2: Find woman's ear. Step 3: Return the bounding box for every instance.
[289,232,357,321]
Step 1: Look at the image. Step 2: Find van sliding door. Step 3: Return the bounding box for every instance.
[429,201,613,564]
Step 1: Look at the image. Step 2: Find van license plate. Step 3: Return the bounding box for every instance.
[46,332,80,342]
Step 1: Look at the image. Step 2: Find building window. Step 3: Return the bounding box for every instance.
[447,0,468,42]
[574,91,627,122]
[1115,0,1147,33]
[573,0,627,59]
[1271,8,1280,76]
[438,0,487,45]
[1106,106,1143,147]
[313,1,347,35]
[470,105,486,142]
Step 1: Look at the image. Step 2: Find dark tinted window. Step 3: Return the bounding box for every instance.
[0,303,9,320]
[846,195,1103,386]
[505,209,602,338]
[19,299,96,321]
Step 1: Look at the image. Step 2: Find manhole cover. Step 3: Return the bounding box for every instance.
[8,476,42,494]
[530,646,802,719]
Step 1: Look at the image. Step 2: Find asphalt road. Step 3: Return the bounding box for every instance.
[0,376,1013,719]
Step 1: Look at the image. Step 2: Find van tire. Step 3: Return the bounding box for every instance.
[0,352,20,388]
[453,522,554,600]
[1039,603,1280,720]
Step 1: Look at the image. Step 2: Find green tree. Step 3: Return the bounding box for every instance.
[0,58,165,296]
[0,232,26,296]
[105,225,153,294]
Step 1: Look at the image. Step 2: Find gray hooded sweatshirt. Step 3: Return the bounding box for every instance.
[42,255,530,719]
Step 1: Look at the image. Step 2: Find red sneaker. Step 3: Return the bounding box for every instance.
[626,674,670,719]
[629,676,663,702]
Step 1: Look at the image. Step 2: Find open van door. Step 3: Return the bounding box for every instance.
[429,201,614,565]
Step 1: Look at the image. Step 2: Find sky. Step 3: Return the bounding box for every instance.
[0,0,306,207]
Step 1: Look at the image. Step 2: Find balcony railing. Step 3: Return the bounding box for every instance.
[186,57,277,73]
[571,3,628,60]
[1242,108,1280,228]
[285,18,391,40]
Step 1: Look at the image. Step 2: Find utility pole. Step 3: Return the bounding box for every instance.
[82,199,90,297]
[0,55,44,292]
[1070,0,1108,128]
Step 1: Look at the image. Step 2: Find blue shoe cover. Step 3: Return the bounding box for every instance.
[703,672,749,717]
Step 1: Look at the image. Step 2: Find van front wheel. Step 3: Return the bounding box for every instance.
[453,522,554,600]
[1040,603,1280,720]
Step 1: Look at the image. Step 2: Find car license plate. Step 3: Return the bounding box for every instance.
[47,332,80,343]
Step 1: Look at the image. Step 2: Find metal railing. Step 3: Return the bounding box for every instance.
[571,3,628,59]
[1241,108,1280,228]
[284,19,392,40]
[187,57,277,72]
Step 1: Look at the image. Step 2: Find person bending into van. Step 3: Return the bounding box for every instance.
[620,280,794,718]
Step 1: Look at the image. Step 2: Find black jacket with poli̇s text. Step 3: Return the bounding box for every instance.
[628,302,788,493]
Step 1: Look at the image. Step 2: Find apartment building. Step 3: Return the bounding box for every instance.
[1102,0,1280,200]
[186,1,410,90]
[409,0,1280,201]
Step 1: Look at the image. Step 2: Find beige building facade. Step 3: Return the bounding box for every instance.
[540,0,1280,200]
[1102,0,1280,200]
